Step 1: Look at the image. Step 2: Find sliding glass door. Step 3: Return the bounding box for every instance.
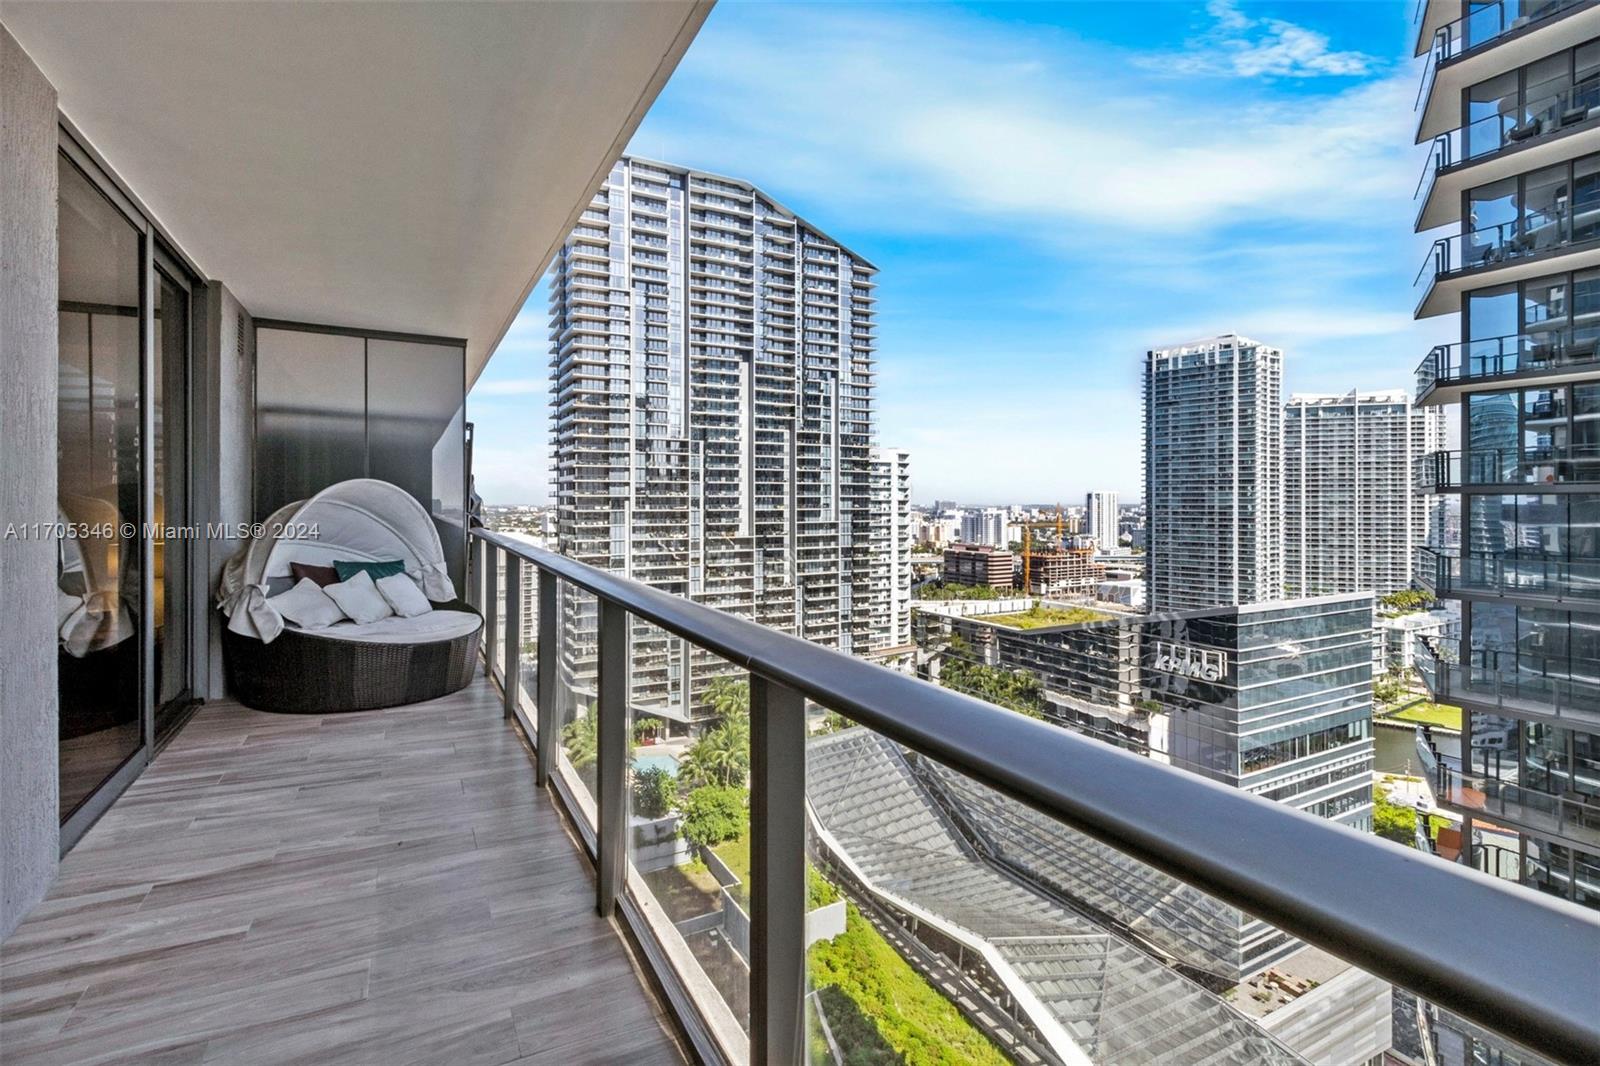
[56,150,146,825]
[57,138,197,844]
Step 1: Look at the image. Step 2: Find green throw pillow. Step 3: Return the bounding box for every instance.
[333,559,407,583]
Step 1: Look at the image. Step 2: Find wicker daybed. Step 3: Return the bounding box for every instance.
[218,479,481,714]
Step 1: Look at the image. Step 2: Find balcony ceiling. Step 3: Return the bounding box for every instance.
[3,0,711,385]
[1415,1,1458,58]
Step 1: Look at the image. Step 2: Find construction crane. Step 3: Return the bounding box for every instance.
[1020,504,1066,594]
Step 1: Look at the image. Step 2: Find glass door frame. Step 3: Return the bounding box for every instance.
[152,245,200,746]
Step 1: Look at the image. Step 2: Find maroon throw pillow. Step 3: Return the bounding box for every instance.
[290,562,340,588]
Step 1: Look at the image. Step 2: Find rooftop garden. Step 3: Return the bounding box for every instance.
[979,603,1112,630]
[808,899,1010,1066]
[1378,588,1438,617]
[913,582,1016,601]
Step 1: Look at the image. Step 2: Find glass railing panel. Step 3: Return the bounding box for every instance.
[516,570,538,733]
[1417,331,1600,398]
[490,546,506,682]
[804,701,1412,1066]
[553,578,599,836]
[1457,553,1600,599]
[623,623,752,1052]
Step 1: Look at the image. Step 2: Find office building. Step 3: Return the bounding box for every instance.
[906,594,1386,1055]
[1411,0,1600,917]
[1285,390,1447,597]
[872,446,914,647]
[549,156,886,725]
[1145,334,1285,611]
[1086,489,1120,553]
[943,544,1016,588]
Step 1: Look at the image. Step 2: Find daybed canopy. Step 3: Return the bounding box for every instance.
[220,478,457,643]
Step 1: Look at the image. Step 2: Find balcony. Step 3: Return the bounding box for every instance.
[1416,634,1600,730]
[1415,0,1600,146]
[0,673,686,1064]
[1434,763,1600,849]
[457,533,1600,1064]
[1416,82,1600,231]
[1413,443,1600,489]
[1414,205,1600,317]
[1421,547,1600,604]
[1415,329,1600,404]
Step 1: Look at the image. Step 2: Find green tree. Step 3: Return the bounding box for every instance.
[1373,667,1410,706]
[704,675,751,722]
[937,636,1046,720]
[1379,588,1436,615]
[678,785,747,849]
[632,766,676,819]
[679,716,751,791]
[1373,786,1418,845]
[561,712,598,772]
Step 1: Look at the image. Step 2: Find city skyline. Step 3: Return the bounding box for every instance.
[468,0,1444,505]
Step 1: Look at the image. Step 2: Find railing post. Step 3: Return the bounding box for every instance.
[536,567,558,787]
[596,598,629,918]
[504,553,522,722]
[750,675,806,1066]
[483,547,498,679]
[468,535,483,613]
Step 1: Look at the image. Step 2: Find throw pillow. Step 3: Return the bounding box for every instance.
[333,559,407,583]
[375,573,434,618]
[323,570,395,625]
[268,578,347,629]
[290,561,340,588]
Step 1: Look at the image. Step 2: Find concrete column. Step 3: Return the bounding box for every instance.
[1,25,61,938]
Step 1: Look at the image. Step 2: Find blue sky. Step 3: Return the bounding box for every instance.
[470,0,1449,506]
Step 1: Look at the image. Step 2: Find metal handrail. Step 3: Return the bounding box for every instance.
[470,527,1600,1064]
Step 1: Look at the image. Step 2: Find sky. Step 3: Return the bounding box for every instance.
[469,0,1450,507]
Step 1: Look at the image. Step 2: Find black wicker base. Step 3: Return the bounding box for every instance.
[221,601,482,714]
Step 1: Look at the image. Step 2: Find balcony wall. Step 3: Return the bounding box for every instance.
[0,24,61,939]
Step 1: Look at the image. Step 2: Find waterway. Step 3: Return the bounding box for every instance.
[1374,719,1460,776]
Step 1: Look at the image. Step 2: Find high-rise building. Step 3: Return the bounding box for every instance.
[1410,4,1600,1058]
[1411,0,1600,917]
[1285,390,1447,597]
[872,447,913,648]
[1085,489,1120,553]
[548,157,885,729]
[1144,334,1284,611]
[958,506,1005,547]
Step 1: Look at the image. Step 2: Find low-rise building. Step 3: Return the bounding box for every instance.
[942,544,1014,588]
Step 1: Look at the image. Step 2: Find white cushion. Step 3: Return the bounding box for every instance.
[375,573,433,618]
[268,578,347,630]
[323,570,394,625]
[314,610,481,644]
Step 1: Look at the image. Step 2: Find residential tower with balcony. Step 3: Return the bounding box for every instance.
[1411,0,1600,915]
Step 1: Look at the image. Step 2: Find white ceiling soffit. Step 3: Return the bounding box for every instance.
[4,0,712,386]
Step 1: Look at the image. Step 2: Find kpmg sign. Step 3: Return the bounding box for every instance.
[1152,640,1228,682]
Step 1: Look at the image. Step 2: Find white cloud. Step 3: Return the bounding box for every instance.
[1158,0,1378,79]
[472,377,544,397]
[636,7,1413,235]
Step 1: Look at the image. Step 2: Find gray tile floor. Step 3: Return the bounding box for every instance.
[0,677,686,1065]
